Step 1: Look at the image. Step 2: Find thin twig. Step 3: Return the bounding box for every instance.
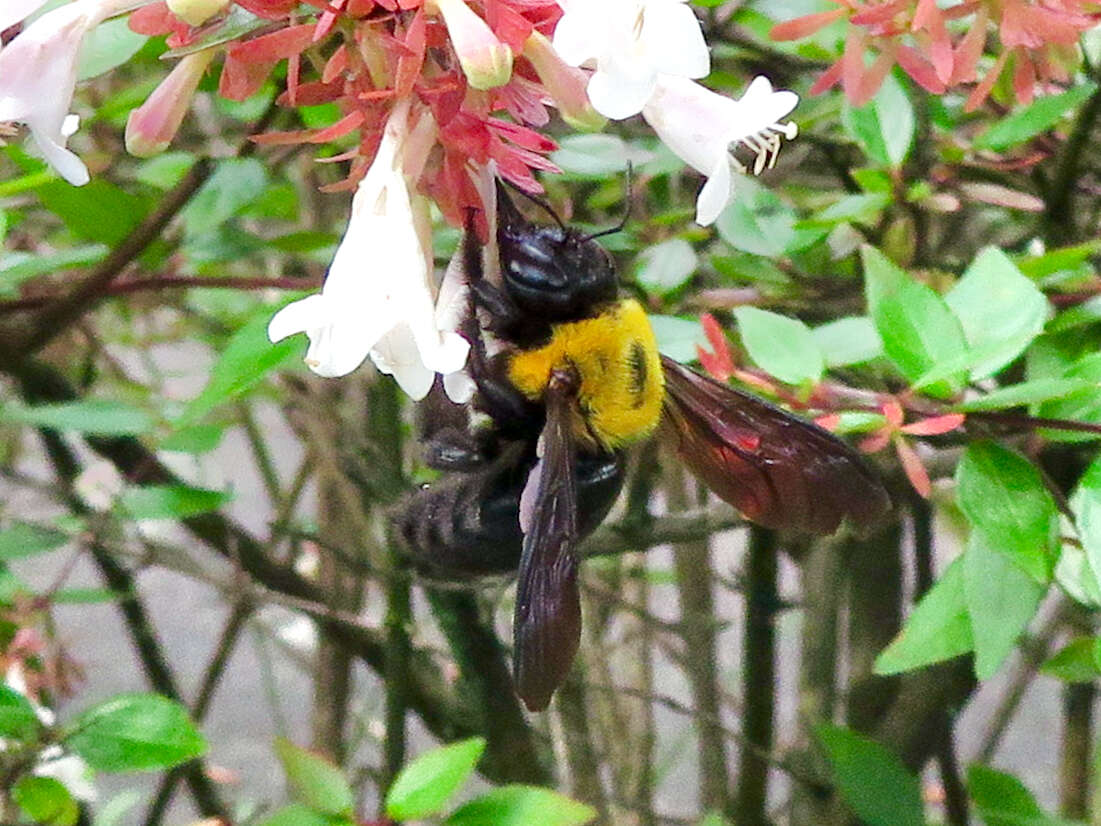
[0,275,320,314]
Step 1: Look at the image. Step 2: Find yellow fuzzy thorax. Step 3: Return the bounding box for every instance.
[506,298,665,451]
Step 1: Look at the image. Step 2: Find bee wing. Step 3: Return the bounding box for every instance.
[513,372,581,711]
[660,355,890,535]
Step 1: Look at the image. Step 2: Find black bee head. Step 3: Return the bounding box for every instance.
[495,183,619,321]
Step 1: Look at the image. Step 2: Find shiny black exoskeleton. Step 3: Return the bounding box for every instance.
[395,183,626,580]
[397,442,624,578]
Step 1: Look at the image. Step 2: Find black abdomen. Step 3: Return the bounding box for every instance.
[396,446,625,578]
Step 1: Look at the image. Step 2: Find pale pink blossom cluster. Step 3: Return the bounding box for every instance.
[0,0,799,396]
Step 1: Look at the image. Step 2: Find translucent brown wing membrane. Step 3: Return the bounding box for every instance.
[512,371,582,711]
[660,356,891,535]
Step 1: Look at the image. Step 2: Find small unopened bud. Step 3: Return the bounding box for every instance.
[523,31,605,132]
[125,49,215,157]
[431,0,512,90]
[166,0,229,26]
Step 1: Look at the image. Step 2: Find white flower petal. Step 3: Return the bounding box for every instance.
[552,0,709,120]
[371,325,436,401]
[550,6,599,67]
[695,156,732,226]
[34,133,89,185]
[0,0,51,32]
[443,370,476,404]
[267,294,328,343]
[306,319,378,378]
[641,1,709,79]
[266,98,470,395]
[643,74,798,226]
[587,68,657,120]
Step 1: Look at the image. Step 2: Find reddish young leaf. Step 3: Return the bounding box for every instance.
[234,0,299,19]
[901,413,966,436]
[394,8,427,98]
[895,436,932,498]
[697,313,735,382]
[219,53,274,101]
[229,24,315,64]
[770,8,846,41]
[486,0,533,51]
[249,109,366,145]
[896,44,947,93]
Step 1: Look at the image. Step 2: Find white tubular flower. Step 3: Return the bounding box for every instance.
[0,0,51,33]
[642,75,798,226]
[268,100,470,400]
[0,0,152,185]
[552,0,709,120]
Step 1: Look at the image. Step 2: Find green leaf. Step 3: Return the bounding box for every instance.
[77,15,148,80]
[875,556,973,674]
[635,239,698,296]
[812,316,883,367]
[255,803,350,826]
[967,765,1046,826]
[1041,638,1101,682]
[13,776,78,826]
[1055,545,1101,608]
[134,152,196,190]
[552,134,642,176]
[181,306,302,424]
[91,790,142,826]
[35,179,149,246]
[274,737,354,817]
[974,83,1098,150]
[0,523,69,561]
[1017,239,1101,280]
[1071,455,1101,593]
[715,178,817,257]
[649,314,708,363]
[733,307,824,384]
[158,424,225,454]
[385,737,486,820]
[798,193,890,228]
[269,231,339,254]
[181,158,269,241]
[65,693,206,772]
[445,785,596,826]
[0,684,43,739]
[954,378,1096,412]
[0,400,153,436]
[1037,353,1101,443]
[697,814,731,826]
[0,245,108,295]
[815,725,924,826]
[956,442,1058,583]
[945,247,1048,378]
[963,533,1045,680]
[842,72,915,167]
[118,485,231,520]
[162,4,268,57]
[861,244,910,308]
[863,246,967,396]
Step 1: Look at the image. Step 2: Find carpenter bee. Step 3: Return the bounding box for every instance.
[397,183,890,711]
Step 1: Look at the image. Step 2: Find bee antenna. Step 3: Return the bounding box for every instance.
[499,178,568,233]
[580,162,633,243]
